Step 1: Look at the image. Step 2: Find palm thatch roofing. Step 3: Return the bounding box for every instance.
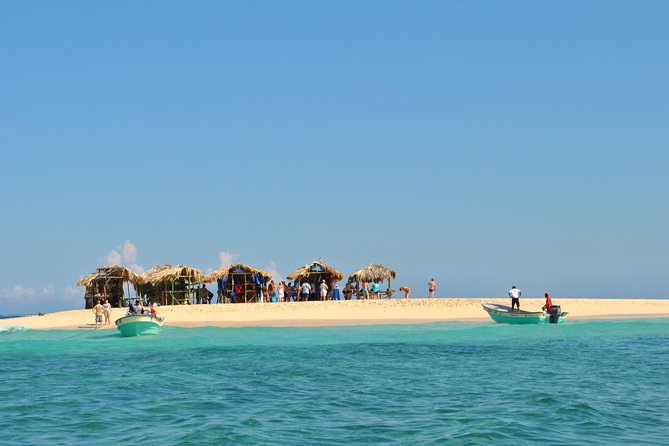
[76,265,144,286]
[348,263,397,283]
[204,264,272,283]
[142,264,204,286]
[287,260,344,282]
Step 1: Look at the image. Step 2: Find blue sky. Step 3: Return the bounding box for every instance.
[1,1,667,314]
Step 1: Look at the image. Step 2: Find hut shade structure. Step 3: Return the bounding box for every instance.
[286,260,344,301]
[76,265,144,309]
[204,264,272,303]
[348,263,397,299]
[141,264,204,306]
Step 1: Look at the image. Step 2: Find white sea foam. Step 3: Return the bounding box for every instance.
[0,325,30,334]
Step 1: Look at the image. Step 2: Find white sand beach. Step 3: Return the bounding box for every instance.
[3,298,668,330]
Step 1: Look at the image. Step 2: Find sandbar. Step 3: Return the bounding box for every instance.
[2,298,668,330]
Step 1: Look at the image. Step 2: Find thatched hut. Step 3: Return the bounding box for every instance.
[348,263,397,299]
[76,265,144,309]
[287,260,344,301]
[204,264,272,303]
[141,264,204,305]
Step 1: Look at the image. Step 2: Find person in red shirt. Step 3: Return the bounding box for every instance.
[542,292,552,312]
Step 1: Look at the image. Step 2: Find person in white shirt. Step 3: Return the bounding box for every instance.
[319,280,329,301]
[300,282,312,301]
[508,286,521,311]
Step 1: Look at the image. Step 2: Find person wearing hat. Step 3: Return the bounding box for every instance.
[319,279,329,301]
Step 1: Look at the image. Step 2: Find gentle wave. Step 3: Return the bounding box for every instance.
[0,325,30,334]
[0,320,668,445]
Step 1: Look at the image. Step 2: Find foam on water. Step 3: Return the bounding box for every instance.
[1,319,668,445]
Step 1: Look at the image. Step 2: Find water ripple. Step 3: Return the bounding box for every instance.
[0,320,668,444]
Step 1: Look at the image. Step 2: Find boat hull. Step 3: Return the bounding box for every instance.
[115,315,163,337]
[482,303,567,324]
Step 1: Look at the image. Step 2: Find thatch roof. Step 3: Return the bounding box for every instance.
[142,264,203,286]
[287,260,344,282]
[204,263,272,283]
[141,264,172,285]
[349,263,397,283]
[76,265,144,287]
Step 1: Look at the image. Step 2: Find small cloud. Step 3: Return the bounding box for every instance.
[1,284,54,301]
[265,261,283,283]
[122,240,137,264]
[0,284,83,314]
[104,249,122,265]
[219,251,239,269]
[63,286,81,298]
[102,240,144,272]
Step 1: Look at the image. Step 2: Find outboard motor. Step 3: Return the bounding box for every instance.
[549,305,561,324]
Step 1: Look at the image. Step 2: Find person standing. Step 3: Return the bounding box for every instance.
[319,280,329,301]
[399,286,411,299]
[428,278,436,298]
[371,281,380,299]
[201,284,213,304]
[92,300,105,328]
[277,281,285,302]
[300,282,311,301]
[268,280,276,302]
[361,281,369,299]
[102,299,112,326]
[508,285,521,311]
[343,281,354,300]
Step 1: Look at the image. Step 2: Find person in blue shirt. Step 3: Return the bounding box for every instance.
[371,281,380,299]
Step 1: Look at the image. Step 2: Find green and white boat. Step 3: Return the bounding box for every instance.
[482,303,568,324]
[115,314,164,337]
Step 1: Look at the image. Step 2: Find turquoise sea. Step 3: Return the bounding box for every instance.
[1,319,668,445]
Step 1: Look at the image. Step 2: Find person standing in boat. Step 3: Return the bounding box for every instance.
[542,292,552,312]
[508,286,521,311]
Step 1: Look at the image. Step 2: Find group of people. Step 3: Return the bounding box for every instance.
[265,280,333,302]
[507,285,554,312]
[192,284,215,304]
[92,298,163,328]
[185,277,440,303]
